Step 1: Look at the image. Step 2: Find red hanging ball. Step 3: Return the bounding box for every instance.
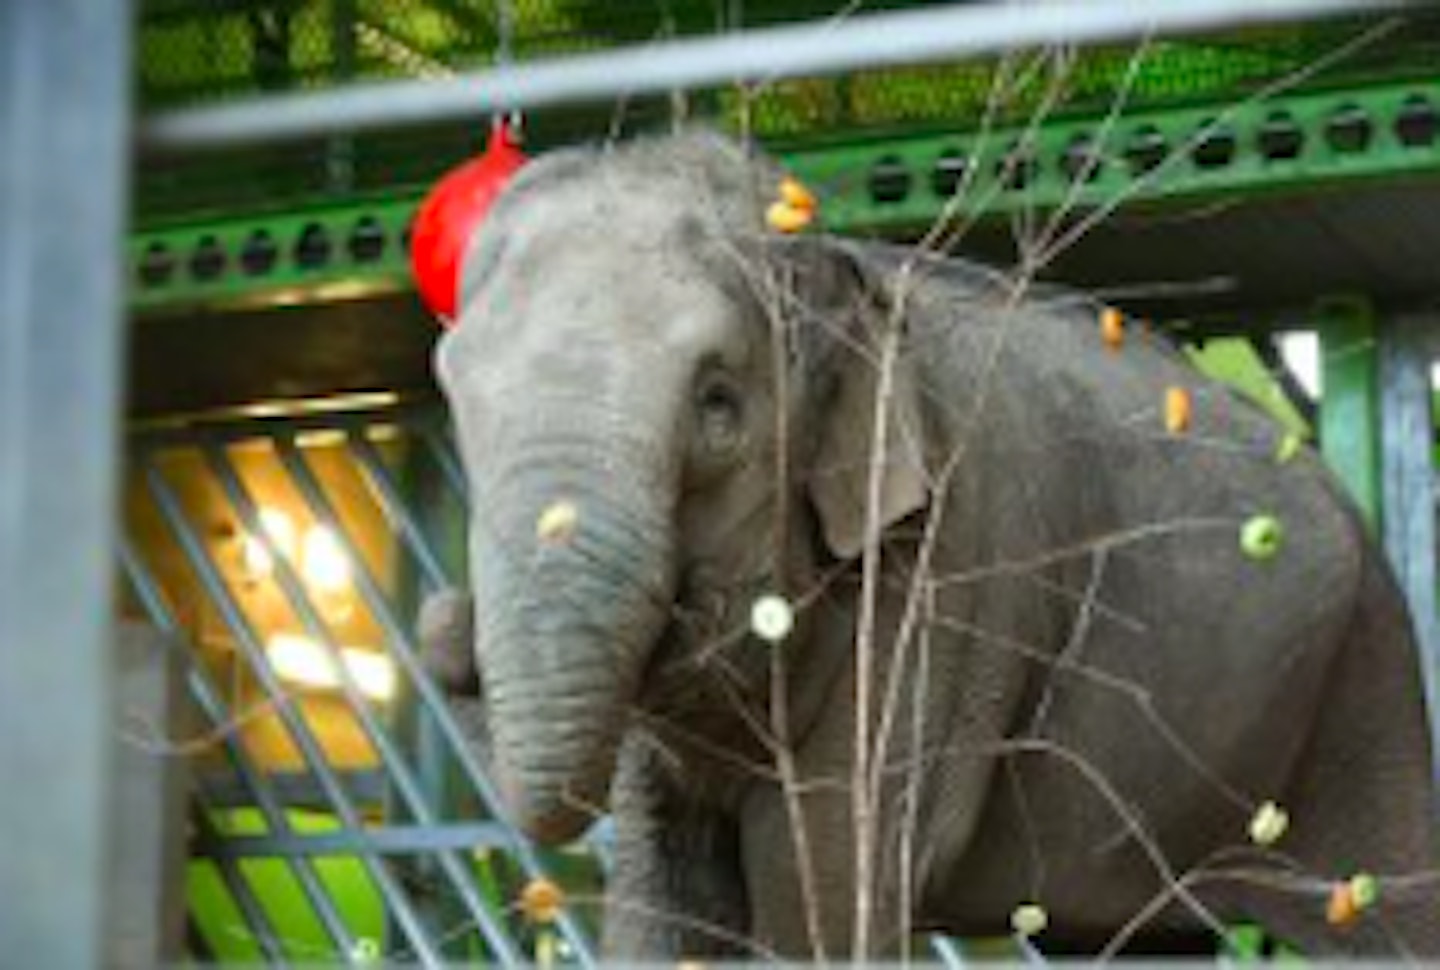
[410,118,527,325]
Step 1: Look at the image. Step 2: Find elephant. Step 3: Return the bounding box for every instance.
[418,588,489,766]
[426,131,1439,959]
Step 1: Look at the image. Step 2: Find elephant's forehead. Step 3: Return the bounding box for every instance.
[518,187,703,264]
[479,193,737,339]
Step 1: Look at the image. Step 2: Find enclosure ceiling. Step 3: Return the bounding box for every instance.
[129,2,1440,414]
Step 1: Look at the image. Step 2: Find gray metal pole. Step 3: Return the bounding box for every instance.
[0,1,133,966]
[141,0,1406,151]
[1380,314,1440,780]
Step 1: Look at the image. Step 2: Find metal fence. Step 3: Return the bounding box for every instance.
[119,401,601,964]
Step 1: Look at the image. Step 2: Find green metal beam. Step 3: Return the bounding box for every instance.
[130,194,417,313]
[129,76,1440,314]
[788,77,1440,232]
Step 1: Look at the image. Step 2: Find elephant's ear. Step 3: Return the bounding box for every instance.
[805,253,931,560]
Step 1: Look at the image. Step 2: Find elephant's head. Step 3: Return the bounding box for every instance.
[434,133,931,843]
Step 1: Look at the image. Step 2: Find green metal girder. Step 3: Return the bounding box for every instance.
[129,76,1440,314]
[130,194,418,312]
[787,77,1440,233]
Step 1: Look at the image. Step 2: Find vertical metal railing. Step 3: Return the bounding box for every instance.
[124,404,598,966]
[0,2,132,965]
[1379,314,1440,782]
[201,439,518,964]
[120,536,356,962]
[141,451,445,962]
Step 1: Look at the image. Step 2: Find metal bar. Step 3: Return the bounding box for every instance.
[327,0,358,194]
[273,431,593,964]
[347,430,454,590]
[1379,312,1440,779]
[418,423,470,501]
[185,914,217,963]
[198,768,389,809]
[198,438,524,966]
[0,2,131,965]
[1318,296,1383,529]
[119,536,359,954]
[138,452,444,966]
[930,935,969,969]
[270,432,524,960]
[190,807,291,966]
[140,0,1405,150]
[391,430,475,960]
[132,398,419,450]
[196,821,523,858]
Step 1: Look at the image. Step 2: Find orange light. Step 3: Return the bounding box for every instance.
[266,633,396,701]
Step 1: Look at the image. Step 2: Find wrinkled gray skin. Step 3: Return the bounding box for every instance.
[425,132,1438,958]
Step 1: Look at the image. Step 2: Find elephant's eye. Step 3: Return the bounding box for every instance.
[694,373,745,457]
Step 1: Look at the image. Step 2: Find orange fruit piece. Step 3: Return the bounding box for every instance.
[779,175,818,212]
[1100,307,1125,351]
[767,200,814,233]
[521,878,565,924]
[1326,881,1359,928]
[1164,386,1192,434]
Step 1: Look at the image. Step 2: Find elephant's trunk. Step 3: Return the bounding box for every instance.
[468,441,675,844]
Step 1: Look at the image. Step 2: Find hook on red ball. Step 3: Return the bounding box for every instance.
[409,115,528,325]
